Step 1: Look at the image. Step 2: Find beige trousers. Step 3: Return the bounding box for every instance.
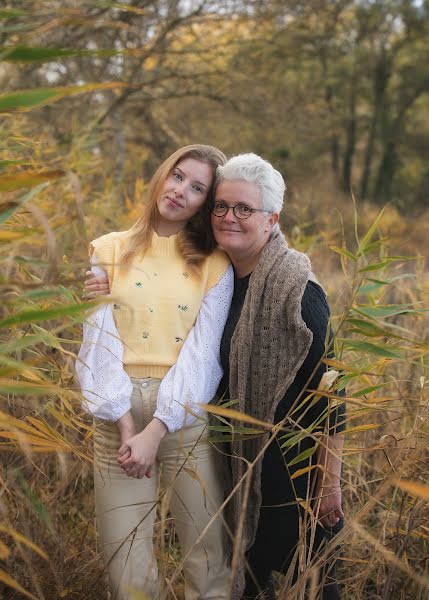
[93,377,229,600]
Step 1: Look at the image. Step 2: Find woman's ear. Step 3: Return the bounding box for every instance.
[266,212,279,231]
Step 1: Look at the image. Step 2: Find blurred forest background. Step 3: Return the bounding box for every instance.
[0,1,428,599]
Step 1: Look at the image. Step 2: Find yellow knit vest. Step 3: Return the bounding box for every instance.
[90,230,230,378]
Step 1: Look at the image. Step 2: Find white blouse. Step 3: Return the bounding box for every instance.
[76,261,234,432]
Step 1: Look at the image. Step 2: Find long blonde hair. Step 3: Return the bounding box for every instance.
[121,145,226,273]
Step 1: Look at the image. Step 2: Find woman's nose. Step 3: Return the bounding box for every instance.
[174,180,186,196]
[222,206,238,222]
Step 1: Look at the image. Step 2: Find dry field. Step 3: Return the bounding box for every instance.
[0,177,428,600]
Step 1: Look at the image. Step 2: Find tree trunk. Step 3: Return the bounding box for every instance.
[325,84,340,177]
[373,139,398,203]
[341,79,357,192]
[360,51,391,200]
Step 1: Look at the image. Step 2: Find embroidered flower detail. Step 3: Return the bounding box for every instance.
[175,337,183,343]
[142,331,149,339]
[135,282,142,287]
[178,304,188,311]
[113,304,120,310]
[182,272,188,278]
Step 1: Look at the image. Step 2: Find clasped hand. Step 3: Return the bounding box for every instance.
[117,419,167,479]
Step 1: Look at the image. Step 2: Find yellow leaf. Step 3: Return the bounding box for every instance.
[393,479,429,501]
[0,540,10,559]
[0,230,29,241]
[197,403,274,429]
[0,570,38,600]
[0,431,66,449]
[0,169,64,191]
[297,499,315,517]
[291,464,319,480]
[0,525,48,561]
[343,424,380,434]
[322,359,352,371]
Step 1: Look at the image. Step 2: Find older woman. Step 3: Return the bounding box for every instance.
[212,154,346,600]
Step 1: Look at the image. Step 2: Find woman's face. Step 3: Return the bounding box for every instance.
[157,158,213,230]
[211,180,278,257]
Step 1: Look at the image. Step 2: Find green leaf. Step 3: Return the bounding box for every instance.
[352,304,423,319]
[0,9,28,18]
[0,159,28,171]
[31,325,62,350]
[0,182,50,222]
[287,445,317,467]
[0,301,94,329]
[0,82,126,113]
[358,261,393,273]
[352,384,387,397]
[0,23,35,34]
[280,431,305,449]
[346,318,391,338]
[329,245,357,262]
[0,379,57,395]
[358,207,385,254]
[0,46,123,63]
[0,89,60,111]
[358,282,386,295]
[340,339,404,359]
[14,472,55,533]
[4,286,68,303]
[0,333,62,355]
[0,46,82,62]
[356,238,387,257]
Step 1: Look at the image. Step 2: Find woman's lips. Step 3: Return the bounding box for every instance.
[167,197,183,208]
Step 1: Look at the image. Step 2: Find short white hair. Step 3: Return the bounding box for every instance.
[216,153,286,213]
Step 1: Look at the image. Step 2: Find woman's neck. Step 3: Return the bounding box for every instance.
[154,217,186,237]
[230,252,261,278]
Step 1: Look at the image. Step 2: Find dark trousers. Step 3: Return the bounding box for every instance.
[241,442,343,600]
[241,516,342,599]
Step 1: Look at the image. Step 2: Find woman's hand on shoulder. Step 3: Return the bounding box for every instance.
[117,418,168,479]
[83,271,110,298]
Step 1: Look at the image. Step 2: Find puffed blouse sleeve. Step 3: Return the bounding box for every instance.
[75,256,133,421]
[153,265,234,432]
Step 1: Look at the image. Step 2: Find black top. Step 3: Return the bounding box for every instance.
[218,274,346,435]
[218,273,346,581]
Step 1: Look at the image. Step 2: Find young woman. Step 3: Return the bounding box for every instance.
[76,145,233,600]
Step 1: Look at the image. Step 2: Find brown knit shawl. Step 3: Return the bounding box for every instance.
[228,226,313,599]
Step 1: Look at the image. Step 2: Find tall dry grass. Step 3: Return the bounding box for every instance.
[0,161,428,599]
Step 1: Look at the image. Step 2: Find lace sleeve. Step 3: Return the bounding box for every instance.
[153,265,234,432]
[75,259,133,421]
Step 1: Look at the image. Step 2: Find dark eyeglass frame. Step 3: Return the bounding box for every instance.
[211,201,272,220]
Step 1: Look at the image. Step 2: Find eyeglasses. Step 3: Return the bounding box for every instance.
[212,201,271,220]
